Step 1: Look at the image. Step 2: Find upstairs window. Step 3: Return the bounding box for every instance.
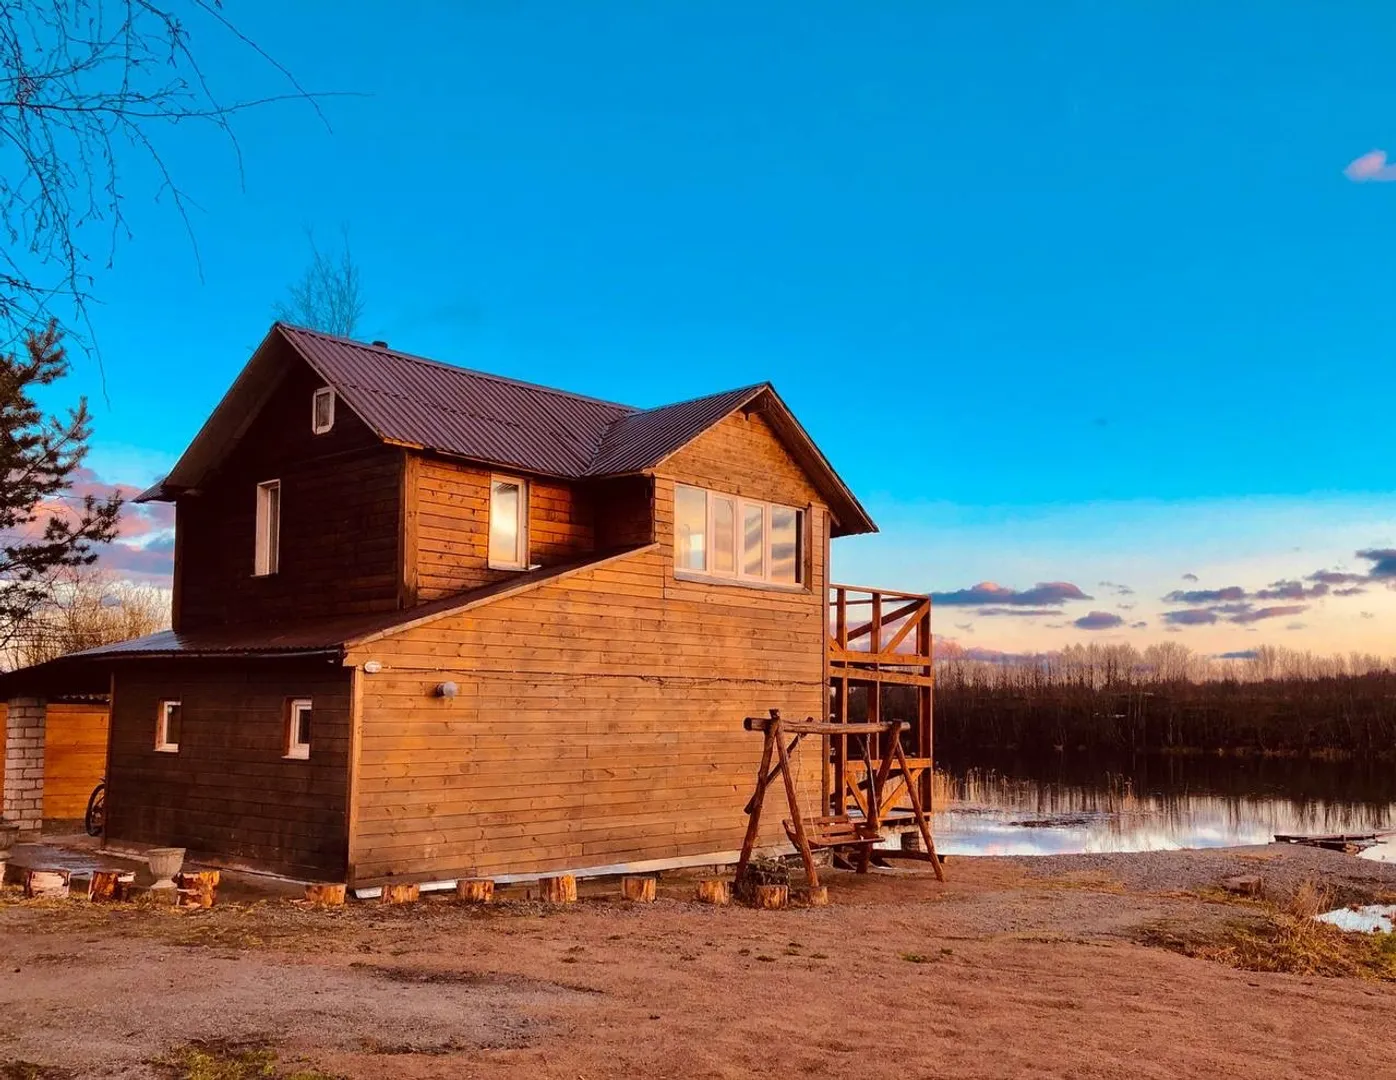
[254,480,281,576]
[156,700,181,753]
[312,387,335,434]
[674,484,806,587]
[489,475,528,570]
[285,698,312,760]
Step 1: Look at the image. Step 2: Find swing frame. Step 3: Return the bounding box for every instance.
[734,709,945,891]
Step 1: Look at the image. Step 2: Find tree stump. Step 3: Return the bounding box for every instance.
[23,869,70,899]
[305,883,347,907]
[457,878,495,903]
[794,885,829,907]
[752,884,788,910]
[381,882,420,906]
[621,876,656,903]
[695,879,731,905]
[1221,875,1264,898]
[178,870,220,909]
[538,875,577,904]
[88,870,133,903]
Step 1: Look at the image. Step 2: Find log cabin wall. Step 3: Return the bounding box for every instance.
[346,409,828,886]
[105,659,352,880]
[408,455,596,603]
[174,358,403,632]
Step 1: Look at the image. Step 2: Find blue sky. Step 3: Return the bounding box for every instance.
[37,2,1396,655]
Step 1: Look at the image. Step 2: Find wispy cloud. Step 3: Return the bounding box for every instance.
[1345,149,1396,182]
[1163,609,1219,626]
[1358,548,1396,579]
[1230,604,1308,625]
[1074,610,1124,631]
[1181,573,1199,582]
[1164,586,1247,604]
[930,581,1092,608]
[1255,579,1329,601]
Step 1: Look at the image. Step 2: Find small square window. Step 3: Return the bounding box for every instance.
[156,700,181,753]
[312,387,335,434]
[286,699,312,760]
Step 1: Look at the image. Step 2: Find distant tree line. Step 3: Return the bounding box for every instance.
[920,642,1396,759]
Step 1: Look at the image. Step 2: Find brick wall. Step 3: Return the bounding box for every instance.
[3,697,46,834]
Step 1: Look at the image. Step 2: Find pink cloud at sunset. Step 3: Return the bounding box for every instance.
[1344,149,1396,182]
[11,468,175,581]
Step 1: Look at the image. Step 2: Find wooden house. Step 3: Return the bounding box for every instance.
[0,325,932,888]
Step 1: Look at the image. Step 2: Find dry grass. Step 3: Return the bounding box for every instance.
[1141,879,1396,981]
[154,1041,340,1080]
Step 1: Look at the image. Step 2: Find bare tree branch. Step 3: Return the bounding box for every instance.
[0,1,351,350]
[274,226,366,338]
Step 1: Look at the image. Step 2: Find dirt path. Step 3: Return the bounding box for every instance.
[3,847,1394,1079]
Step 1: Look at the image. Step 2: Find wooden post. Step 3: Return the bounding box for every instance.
[621,876,656,903]
[695,879,731,905]
[794,885,829,907]
[305,883,347,906]
[23,869,69,899]
[456,878,495,903]
[177,870,220,909]
[894,739,945,882]
[773,715,822,890]
[88,870,132,903]
[381,882,420,905]
[752,884,788,910]
[734,712,778,884]
[538,875,576,904]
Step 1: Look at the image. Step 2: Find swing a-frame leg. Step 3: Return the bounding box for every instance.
[737,710,945,896]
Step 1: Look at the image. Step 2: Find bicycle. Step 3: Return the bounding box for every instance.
[84,778,105,837]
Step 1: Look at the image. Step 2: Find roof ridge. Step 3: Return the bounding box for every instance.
[275,322,640,414]
[630,381,770,416]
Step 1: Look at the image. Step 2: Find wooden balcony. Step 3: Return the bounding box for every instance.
[826,583,934,817]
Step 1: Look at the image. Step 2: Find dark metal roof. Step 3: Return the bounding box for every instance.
[587,384,766,476]
[282,326,636,478]
[142,323,875,535]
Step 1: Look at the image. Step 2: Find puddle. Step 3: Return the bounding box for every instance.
[1314,905,1396,934]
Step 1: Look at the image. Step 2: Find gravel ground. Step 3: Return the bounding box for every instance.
[3,847,1395,1080]
[1011,842,1396,906]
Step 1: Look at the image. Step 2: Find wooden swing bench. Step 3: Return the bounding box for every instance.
[735,710,944,893]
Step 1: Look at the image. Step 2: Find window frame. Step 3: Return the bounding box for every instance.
[155,699,181,753]
[673,483,808,589]
[285,698,312,760]
[487,473,530,571]
[312,387,335,434]
[254,479,281,577]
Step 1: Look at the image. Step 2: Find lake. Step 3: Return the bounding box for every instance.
[931,750,1396,863]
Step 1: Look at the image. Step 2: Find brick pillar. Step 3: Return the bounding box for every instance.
[3,696,46,835]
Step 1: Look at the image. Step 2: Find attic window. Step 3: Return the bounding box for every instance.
[312,387,335,434]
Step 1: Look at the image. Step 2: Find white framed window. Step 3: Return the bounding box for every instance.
[156,700,181,753]
[285,698,312,760]
[254,479,281,576]
[312,387,335,434]
[674,484,806,587]
[488,475,528,570]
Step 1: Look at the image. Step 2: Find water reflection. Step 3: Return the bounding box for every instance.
[932,751,1396,862]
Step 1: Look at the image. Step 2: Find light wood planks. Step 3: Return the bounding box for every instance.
[346,411,831,887]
